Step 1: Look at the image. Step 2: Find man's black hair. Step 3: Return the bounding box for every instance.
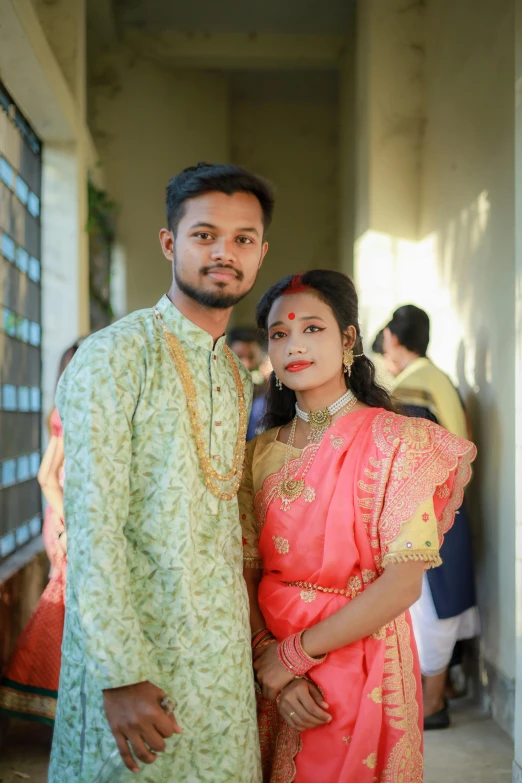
[387,304,430,357]
[166,162,275,235]
[227,327,261,346]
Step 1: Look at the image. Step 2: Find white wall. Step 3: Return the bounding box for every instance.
[229,69,340,326]
[420,1,516,710]
[512,0,522,769]
[89,51,229,313]
[354,0,516,737]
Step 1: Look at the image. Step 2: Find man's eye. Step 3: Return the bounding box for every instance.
[237,236,253,244]
[196,232,212,240]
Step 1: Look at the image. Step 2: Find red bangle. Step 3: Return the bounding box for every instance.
[277,631,327,676]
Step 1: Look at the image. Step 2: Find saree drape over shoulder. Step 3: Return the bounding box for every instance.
[239,408,476,783]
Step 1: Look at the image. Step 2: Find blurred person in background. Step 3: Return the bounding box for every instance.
[380,305,479,730]
[228,327,271,439]
[0,340,82,728]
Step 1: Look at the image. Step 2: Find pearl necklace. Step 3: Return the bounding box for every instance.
[295,389,356,442]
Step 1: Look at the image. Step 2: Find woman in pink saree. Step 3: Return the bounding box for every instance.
[239,271,476,783]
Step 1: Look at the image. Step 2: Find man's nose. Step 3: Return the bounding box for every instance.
[210,238,237,265]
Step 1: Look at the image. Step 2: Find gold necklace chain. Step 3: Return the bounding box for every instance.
[154,308,247,501]
[277,397,358,511]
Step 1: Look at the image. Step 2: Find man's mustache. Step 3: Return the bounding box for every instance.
[201,265,244,282]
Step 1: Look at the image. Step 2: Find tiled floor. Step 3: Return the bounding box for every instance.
[0,701,514,782]
[424,701,514,783]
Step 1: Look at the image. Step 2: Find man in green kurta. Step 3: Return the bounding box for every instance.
[49,163,273,782]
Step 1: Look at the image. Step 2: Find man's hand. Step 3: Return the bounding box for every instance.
[253,641,294,701]
[278,679,331,731]
[103,681,182,772]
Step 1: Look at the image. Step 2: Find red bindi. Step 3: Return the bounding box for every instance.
[288,313,296,320]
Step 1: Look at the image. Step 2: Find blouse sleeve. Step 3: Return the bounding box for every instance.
[375,413,477,571]
[238,438,263,569]
[382,496,441,569]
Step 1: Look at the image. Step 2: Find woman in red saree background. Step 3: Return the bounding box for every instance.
[239,271,476,783]
[0,341,81,727]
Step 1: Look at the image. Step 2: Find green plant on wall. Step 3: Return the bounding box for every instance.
[87,180,118,330]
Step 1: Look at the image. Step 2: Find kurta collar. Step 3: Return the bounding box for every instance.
[155,294,227,353]
[392,356,431,391]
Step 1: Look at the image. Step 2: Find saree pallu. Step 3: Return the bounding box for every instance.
[240,408,476,783]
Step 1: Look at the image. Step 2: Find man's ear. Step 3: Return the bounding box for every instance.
[159,228,174,261]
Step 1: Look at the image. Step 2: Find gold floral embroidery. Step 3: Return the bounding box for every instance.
[372,626,387,640]
[380,615,423,782]
[0,684,56,722]
[368,686,383,703]
[302,486,316,503]
[436,483,450,498]
[372,412,476,553]
[362,569,377,584]
[347,575,362,598]
[330,434,345,450]
[300,589,317,602]
[363,752,378,769]
[272,536,290,555]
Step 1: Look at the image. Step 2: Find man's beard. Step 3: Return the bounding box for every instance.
[174,258,255,309]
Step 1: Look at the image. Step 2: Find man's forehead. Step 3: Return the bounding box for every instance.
[181,191,263,224]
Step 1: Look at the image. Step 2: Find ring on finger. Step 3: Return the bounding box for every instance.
[289,711,296,717]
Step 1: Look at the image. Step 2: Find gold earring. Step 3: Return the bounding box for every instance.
[275,375,283,391]
[343,348,354,376]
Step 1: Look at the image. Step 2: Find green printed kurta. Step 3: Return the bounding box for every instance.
[49,295,261,783]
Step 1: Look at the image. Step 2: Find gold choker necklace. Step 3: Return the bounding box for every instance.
[154,308,247,500]
[278,396,358,511]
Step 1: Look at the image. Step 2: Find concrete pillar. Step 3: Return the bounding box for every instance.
[41,142,87,416]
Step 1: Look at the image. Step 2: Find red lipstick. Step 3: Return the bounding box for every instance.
[285,361,313,373]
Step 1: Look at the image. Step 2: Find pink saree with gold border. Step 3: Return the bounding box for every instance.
[239,408,476,783]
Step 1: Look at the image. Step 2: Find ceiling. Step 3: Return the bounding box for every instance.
[112,0,354,36]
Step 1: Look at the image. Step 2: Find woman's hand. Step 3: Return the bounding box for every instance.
[253,641,294,700]
[278,679,332,732]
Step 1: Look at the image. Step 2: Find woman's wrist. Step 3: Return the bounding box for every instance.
[277,631,327,677]
[300,628,325,660]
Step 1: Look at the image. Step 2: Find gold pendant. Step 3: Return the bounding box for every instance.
[307,408,331,442]
[278,478,305,510]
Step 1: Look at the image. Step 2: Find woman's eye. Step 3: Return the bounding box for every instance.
[304,325,324,333]
[269,331,286,340]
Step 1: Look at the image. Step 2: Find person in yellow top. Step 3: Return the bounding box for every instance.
[382,305,479,730]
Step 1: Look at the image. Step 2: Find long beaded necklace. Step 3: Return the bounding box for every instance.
[296,388,355,442]
[153,307,248,501]
[278,394,358,510]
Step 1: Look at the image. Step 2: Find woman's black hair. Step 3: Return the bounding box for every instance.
[56,338,84,388]
[256,270,395,430]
